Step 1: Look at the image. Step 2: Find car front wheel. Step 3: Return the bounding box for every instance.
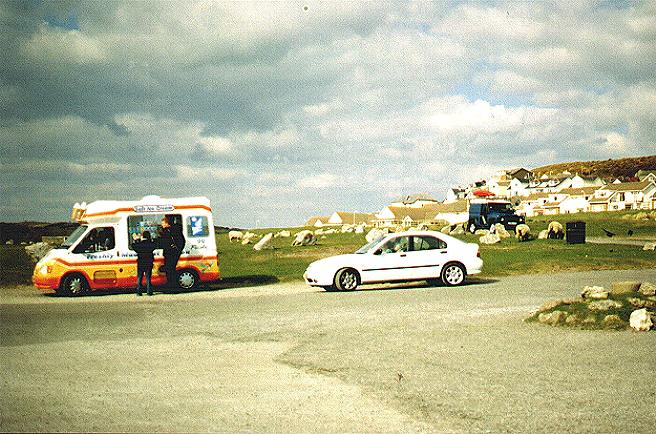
[177,269,199,290]
[441,263,466,286]
[58,273,89,296]
[334,268,359,291]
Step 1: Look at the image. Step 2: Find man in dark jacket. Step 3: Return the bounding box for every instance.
[131,231,157,296]
[159,217,185,288]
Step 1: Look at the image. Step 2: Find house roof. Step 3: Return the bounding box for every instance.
[557,187,600,196]
[602,180,653,192]
[384,204,442,221]
[333,212,376,224]
[392,193,439,205]
[589,197,610,204]
[542,201,563,208]
[434,200,469,214]
[305,216,329,226]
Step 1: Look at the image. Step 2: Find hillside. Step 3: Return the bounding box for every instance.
[532,155,656,180]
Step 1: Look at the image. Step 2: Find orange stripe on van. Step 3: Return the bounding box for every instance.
[52,255,217,267]
[82,204,213,219]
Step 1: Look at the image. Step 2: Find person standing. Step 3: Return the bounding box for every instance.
[159,216,185,288]
[131,231,157,296]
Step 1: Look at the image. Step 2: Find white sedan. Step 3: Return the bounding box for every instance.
[303,230,483,291]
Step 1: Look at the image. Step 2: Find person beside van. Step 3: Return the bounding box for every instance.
[159,217,185,288]
[131,231,157,296]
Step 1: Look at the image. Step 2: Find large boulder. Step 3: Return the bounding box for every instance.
[354,224,366,234]
[474,229,489,236]
[602,314,626,329]
[25,242,53,263]
[611,281,641,295]
[292,230,317,246]
[538,310,568,325]
[581,286,609,300]
[643,242,656,251]
[639,282,656,297]
[366,228,388,243]
[253,233,274,251]
[450,225,465,236]
[537,229,549,240]
[491,224,510,239]
[629,309,653,331]
[278,230,291,238]
[479,233,501,244]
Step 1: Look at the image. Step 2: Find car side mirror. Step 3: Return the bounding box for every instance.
[373,249,382,255]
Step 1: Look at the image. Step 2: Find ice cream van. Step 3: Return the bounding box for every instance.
[33,195,220,295]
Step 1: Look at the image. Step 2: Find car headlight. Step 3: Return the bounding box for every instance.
[39,263,53,275]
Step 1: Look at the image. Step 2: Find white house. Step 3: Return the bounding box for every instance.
[432,200,469,225]
[305,216,330,227]
[375,204,441,227]
[591,180,656,211]
[328,211,376,226]
[444,187,467,203]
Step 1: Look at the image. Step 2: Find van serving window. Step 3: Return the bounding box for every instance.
[187,216,209,237]
[127,214,182,247]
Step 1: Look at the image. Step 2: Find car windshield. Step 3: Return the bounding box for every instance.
[489,203,514,213]
[355,236,384,254]
[59,225,87,248]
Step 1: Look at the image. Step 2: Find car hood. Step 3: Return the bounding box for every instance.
[35,248,67,267]
[308,253,364,270]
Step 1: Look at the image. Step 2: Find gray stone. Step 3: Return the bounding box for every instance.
[474,229,489,236]
[602,314,625,329]
[611,281,641,295]
[538,310,568,325]
[537,229,548,240]
[639,282,656,296]
[479,233,501,245]
[253,233,274,251]
[588,300,623,311]
[643,242,656,251]
[629,309,653,331]
[292,230,317,246]
[581,286,609,300]
[24,242,53,263]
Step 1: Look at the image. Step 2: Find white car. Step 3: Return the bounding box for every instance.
[303,230,483,291]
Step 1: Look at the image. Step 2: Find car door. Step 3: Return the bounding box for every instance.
[361,236,417,283]
[403,235,449,280]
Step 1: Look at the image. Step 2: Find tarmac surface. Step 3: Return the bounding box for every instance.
[1,268,656,432]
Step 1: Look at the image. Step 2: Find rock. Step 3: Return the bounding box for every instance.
[479,233,501,245]
[241,238,251,245]
[611,281,641,295]
[253,233,274,251]
[491,224,510,239]
[354,225,365,234]
[643,242,656,251]
[278,230,291,238]
[474,229,489,236]
[634,212,649,220]
[450,225,465,236]
[602,314,625,329]
[341,225,354,233]
[292,230,317,246]
[629,297,656,309]
[581,286,609,300]
[5,239,14,245]
[538,299,563,312]
[366,228,388,243]
[588,300,623,311]
[313,229,324,236]
[630,309,653,331]
[324,228,338,235]
[565,315,581,326]
[417,223,429,231]
[441,225,451,234]
[537,229,548,240]
[639,282,656,296]
[538,310,568,325]
[24,242,53,263]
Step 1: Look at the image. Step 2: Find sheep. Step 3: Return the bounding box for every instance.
[547,221,564,240]
[515,224,531,242]
[228,230,243,242]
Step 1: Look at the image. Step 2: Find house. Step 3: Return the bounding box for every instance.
[390,193,439,208]
[432,200,469,225]
[515,193,549,217]
[305,216,330,227]
[444,187,467,203]
[327,211,376,226]
[595,180,656,211]
[375,204,441,228]
[636,170,656,182]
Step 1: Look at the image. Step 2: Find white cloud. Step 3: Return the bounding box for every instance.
[21,26,106,64]
[296,173,339,189]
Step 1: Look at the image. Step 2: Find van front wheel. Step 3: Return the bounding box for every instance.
[58,273,89,296]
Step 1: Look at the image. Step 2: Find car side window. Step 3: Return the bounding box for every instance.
[413,236,446,251]
[73,227,115,253]
[381,237,409,253]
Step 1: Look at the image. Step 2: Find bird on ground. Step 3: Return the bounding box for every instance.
[628,230,634,236]
[602,228,615,238]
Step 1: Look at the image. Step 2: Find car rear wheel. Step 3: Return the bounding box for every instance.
[58,273,89,296]
[441,263,466,286]
[334,268,359,291]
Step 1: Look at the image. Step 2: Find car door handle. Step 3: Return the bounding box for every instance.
[440,251,447,254]
[399,253,406,257]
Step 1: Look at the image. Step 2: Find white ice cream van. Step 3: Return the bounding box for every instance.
[33,196,220,295]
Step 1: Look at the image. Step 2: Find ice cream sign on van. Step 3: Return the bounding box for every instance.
[33,196,220,295]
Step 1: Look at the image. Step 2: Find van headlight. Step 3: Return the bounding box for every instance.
[39,263,53,275]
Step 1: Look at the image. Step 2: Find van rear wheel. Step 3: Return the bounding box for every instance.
[177,269,199,290]
[58,273,89,296]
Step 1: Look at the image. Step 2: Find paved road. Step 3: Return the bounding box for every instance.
[1,269,655,433]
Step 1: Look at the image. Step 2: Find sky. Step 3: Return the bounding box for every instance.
[1,1,655,228]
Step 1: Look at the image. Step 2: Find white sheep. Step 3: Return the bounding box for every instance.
[515,224,531,242]
[228,230,243,242]
[547,221,564,239]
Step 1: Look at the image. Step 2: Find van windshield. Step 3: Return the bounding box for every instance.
[489,203,515,213]
[60,225,87,248]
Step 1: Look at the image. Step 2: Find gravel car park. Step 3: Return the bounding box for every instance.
[304,231,482,291]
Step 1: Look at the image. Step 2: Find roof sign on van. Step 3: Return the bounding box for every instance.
[134,204,175,213]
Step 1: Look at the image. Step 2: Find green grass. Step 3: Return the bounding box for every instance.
[2,210,655,287]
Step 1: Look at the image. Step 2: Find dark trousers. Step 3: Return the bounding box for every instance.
[163,251,181,287]
[137,265,153,295]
